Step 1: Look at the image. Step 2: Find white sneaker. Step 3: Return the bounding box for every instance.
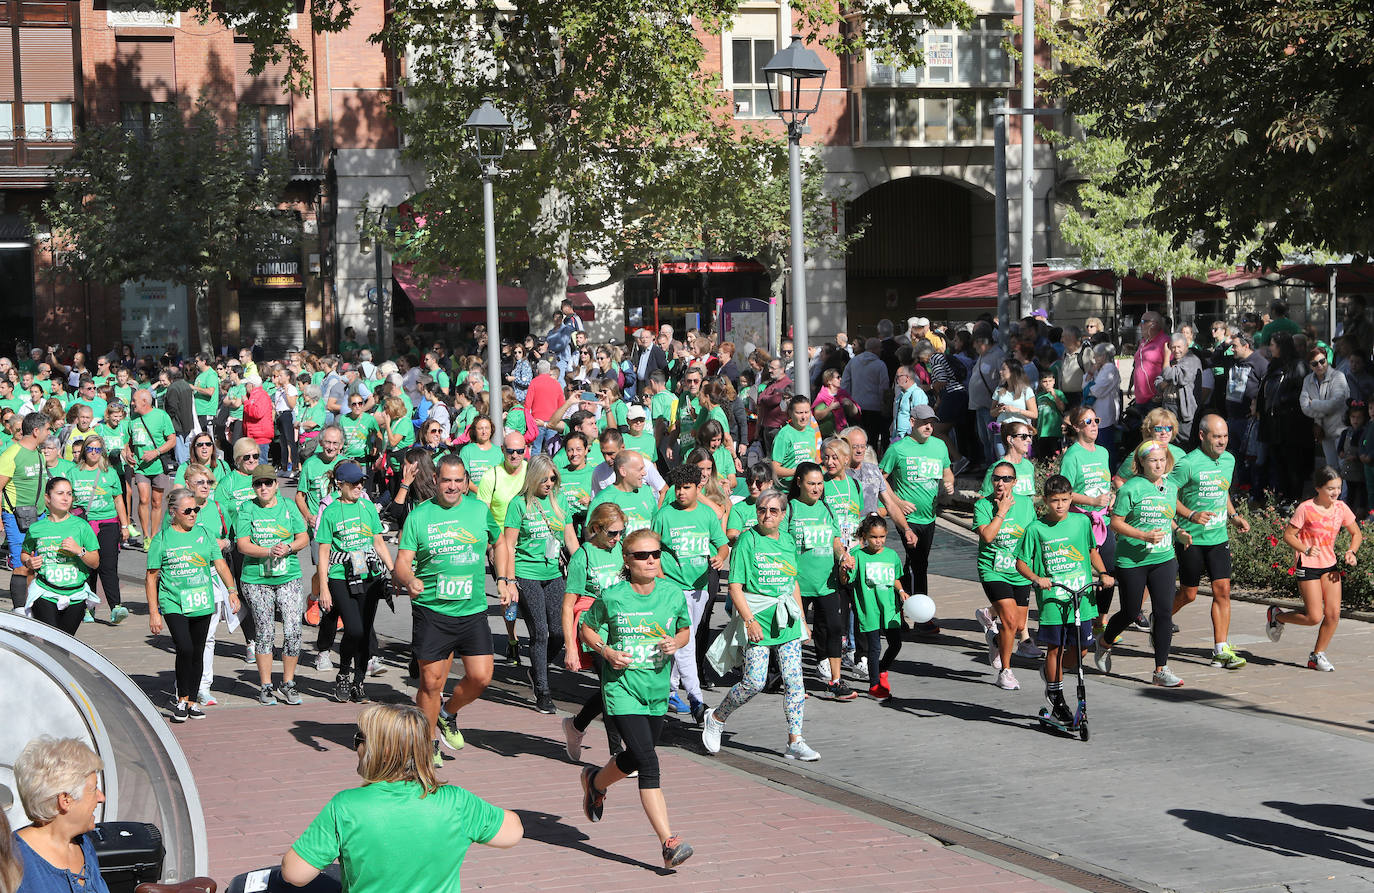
[561,716,585,761]
[996,668,1020,690]
[244,642,257,665]
[1308,651,1335,672]
[986,628,1002,669]
[315,652,333,672]
[975,606,999,634]
[853,657,869,679]
[701,709,725,754]
[367,657,385,677]
[1152,666,1184,687]
[1015,638,1044,660]
[196,688,217,707]
[784,738,820,761]
[817,659,832,684]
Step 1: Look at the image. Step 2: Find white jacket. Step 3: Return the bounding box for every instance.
[1299,368,1349,438]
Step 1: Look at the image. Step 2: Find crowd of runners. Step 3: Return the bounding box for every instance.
[1,296,1367,871]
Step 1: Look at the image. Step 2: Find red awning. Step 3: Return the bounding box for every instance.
[916,267,1082,309]
[1277,263,1374,293]
[393,263,593,325]
[646,260,767,275]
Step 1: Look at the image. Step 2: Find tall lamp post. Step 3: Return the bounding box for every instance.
[463,99,513,443]
[763,35,828,399]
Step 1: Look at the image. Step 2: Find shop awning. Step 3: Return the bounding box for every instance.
[1275,263,1374,293]
[393,263,593,325]
[917,265,1279,310]
[916,267,1083,309]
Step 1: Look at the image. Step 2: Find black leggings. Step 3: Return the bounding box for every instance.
[1105,559,1177,666]
[516,577,566,695]
[328,578,383,684]
[31,599,84,635]
[903,521,936,596]
[693,577,719,674]
[163,612,213,699]
[865,628,903,688]
[92,520,122,608]
[571,657,624,753]
[610,713,664,790]
[276,411,298,471]
[1095,528,1117,617]
[803,591,843,660]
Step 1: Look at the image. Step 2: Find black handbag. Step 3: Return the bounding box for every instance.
[139,415,177,475]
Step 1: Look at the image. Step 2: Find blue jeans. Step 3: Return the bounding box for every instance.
[975,407,995,464]
[258,442,272,464]
[174,434,191,464]
[2,510,22,570]
[1098,425,1118,467]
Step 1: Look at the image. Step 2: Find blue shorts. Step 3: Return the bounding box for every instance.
[1036,619,1095,650]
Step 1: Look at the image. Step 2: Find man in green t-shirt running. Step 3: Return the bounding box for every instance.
[395,454,502,766]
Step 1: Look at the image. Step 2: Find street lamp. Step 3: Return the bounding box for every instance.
[463,98,513,442]
[763,35,828,398]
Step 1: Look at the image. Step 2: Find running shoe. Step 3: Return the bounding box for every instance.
[367,657,385,677]
[914,620,941,636]
[840,649,856,670]
[196,689,217,707]
[110,605,130,625]
[784,738,821,761]
[1265,605,1284,642]
[868,682,891,701]
[1210,645,1248,669]
[1130,612,1152,632]
[332,677,352,704]
[879,670,890,689]
[817,659,832,684]
[1091,618,1106,638]
[825,681,858,701]
[580,766,605,822]
[277,680,303,705]
[350,683,368,703]
[986,628,1002,669]
[437,714,466,751]
[187,702,206,720]
[432,740,443,769]
[853,657,869,680]
[1308,651,1335,672]
[1094,638,1112,675]
[996,668,1020,690]
[975,606,998,634]
[258,684,277,706]
[690,699,707,726]
[667,692,690,714]
[505,638,521,666]
[83,609,94,624]
[535,693,557,715]
[1015,638,1044,660]
[1151,666,1184,687]
[304,602,321,627]
[1050,699,1075,726]
[315,652,333,672]
[244,642,257,665]
[661,835,694,869]
[561,716,585,761]
[701,709,725,754]
[170,700,189,723]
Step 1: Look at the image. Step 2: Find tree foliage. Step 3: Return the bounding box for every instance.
[1051,0,1374,268]
[39,102,294,352]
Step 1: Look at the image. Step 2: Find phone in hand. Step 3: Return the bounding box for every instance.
[579,391,598,402]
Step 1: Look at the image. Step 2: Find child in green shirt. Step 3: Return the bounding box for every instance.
[1034,369,1066,459]
[848,514,909,701]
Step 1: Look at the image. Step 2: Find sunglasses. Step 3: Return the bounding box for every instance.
[190,479,213,486]
[1010,433,1033,440]
[84,446,103,453]
[757,506,784,515]
[1081,418,1100,425]
[179,506,201,516]
[991,474,1017,482]
[1152,425,1174,433]
[504,447,525,455]
[605,528,625,539]
[349,400,365,406]
[1312,359,1327,366]
[252,479,277,488]
[627,549,662,560]
[353,731,366,749]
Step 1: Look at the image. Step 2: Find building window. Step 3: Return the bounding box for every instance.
[120,101,174,139]
[862,90,1002,145]
[239,103,289,163]
[0,103,12,139]
[731,36,775,119]
[21,100,72,140]
[868,16,1011,88]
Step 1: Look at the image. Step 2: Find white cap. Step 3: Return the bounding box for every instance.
[626,405,648,421]
[910,316,929,328]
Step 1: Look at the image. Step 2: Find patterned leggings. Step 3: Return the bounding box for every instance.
[242,579,305,657]
[714,638,805,737]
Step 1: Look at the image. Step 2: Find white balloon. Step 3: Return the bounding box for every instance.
[903,593,936,624]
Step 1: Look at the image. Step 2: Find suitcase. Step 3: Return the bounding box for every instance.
[90,821,166,893]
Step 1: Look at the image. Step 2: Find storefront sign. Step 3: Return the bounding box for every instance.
[249,230,303,289]
[121,279,188,354]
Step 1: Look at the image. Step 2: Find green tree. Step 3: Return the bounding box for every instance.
[1051,0,1374,267]
[39,102,294,352]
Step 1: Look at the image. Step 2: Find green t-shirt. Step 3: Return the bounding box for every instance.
[1013,512,1100,625]
[585,485,657,536]
[72,397,107,419]
[581,579,691,716]
[1170,448,1235,547]
[621,430,657,462]
[1035,388,1065,438]
[565,542,623,600]
[653,501,726,590]
[297,400,328,437]
[728,528,802,646]
[47,459,78,481]
[113,384,134,407]
[973,494,1034,585]
[554,444,604,472]
[0,396,23,415]
[234,498,307,584]
[193,369,220,416]
[726,497,759,535]
[650,391,676,428]
[503,408,527,435]
[0,443,44,508]
[338,412,380,460]
[68,465,123,522]
[24,515,98,596]
[215,469,257,529]
[770,423,820,484]
[979,456,1036,498]
[432,368,451,393]
[317,498,383,580]
[459,442,502,489]
[823,475,863,544]
[385,414,415,467]
[299,453,342,518]
[174,457,232,488]
[1115,443,1187,482]
[788,497,840,597]
[398,495,500,617]
[226,383,246,421]
[1112,476,1179,568]
[147,526,221,617]
[451,405,477,440]
[504,494,573,580]
[560,464,595,524]
[675,395,702,453]
[1059,442,1112,500]
[292,781,503,893]
[129,408,175,475]
[880,435,950,525]
[95,421,131,467]
[850,546,903,633]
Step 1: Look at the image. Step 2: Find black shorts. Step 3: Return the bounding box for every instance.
[1176,541,1233,587]
[981,580,1031,607]
[1296,564,1338,582]
[411,605,494,662]
[1036,619,1095,650]
[937,387,968,424]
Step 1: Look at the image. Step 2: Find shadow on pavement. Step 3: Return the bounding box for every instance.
[1263,800,1374,835]
[882,696,1033,731]
[512,809,673,875]
[288,720,356,752]
[1169,808,1374,868]
[463,727,572,762]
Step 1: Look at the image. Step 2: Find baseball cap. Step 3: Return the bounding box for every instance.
[911,404,938,421]
[912,317,930,328]
[340,362,354,373]
[251,464,278,482]
[334,461,365,484]
[1032,308,1049,320]
[232,437,259,460]
[627,405,647,421]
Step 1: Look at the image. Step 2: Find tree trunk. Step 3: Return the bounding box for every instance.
[759,244,786,355]
[524,184,572,335]
[193,280,214,355]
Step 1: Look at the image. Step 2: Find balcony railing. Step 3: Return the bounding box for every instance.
[248,128,328,177]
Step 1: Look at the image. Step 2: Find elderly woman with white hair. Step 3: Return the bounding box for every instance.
[1087,343,1122,464]
[11,736,111,892]
[1158,332,1204,446]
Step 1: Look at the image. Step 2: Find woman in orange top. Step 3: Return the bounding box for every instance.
[1266,466,1362,671]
